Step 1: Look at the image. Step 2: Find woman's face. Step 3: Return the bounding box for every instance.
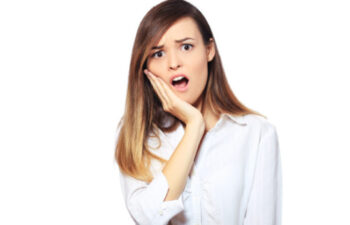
[146,17,215,108]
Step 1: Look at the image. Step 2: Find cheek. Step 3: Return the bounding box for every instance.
[194,58,207,73]
[147,60,165,77]
[146,59,156,71]
[189,53,208,82]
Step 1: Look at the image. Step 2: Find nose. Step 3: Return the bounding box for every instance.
[168,50,181,71]
[170,64,180,70]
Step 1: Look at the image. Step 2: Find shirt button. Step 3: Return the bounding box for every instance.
[159,209,163,216]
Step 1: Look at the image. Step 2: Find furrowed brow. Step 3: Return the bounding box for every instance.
[151,37,194,50]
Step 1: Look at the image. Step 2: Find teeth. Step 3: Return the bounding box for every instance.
[173,76,185,82]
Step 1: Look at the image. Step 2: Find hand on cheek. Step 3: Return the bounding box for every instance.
[143,69,204,125]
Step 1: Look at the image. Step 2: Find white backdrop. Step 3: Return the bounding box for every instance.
[1,0,349,224]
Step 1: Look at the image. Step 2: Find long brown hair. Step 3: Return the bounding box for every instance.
[115,0,265,183]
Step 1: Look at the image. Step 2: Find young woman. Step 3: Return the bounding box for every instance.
[115,0,282,224]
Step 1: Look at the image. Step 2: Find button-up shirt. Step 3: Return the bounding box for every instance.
[117,113,282,225]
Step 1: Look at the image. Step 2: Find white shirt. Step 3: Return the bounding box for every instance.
[117,113,282,225]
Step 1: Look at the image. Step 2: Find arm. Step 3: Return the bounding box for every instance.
[118,120,205,225]
[243,123,282,225]
[162,119,205,201]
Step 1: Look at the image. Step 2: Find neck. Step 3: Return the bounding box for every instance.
[193,96,220,132]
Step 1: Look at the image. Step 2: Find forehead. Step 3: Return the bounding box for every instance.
[156,17,201,44]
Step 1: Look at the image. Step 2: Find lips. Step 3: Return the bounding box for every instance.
[170,74,189,92]
[169,74,190,85]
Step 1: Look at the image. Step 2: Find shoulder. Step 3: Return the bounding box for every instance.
[243,113,278,136]
[243,114,280,158]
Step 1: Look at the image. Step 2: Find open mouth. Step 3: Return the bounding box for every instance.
[171,76,189,88]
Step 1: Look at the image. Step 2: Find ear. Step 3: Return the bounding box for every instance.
[206,38,215,62]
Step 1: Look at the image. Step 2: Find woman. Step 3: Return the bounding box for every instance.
[115,0,282,224]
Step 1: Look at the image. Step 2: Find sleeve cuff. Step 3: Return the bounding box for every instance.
[146,171,185,223]
[122,169,186,225]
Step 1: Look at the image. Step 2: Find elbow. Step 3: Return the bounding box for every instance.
[126,197,158,225]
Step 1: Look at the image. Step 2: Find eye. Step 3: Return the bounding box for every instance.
[150,44,193,59]
[182,43,193,51]
[151,51,164,58]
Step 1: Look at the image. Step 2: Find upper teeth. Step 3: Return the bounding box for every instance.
[173,76,185,82]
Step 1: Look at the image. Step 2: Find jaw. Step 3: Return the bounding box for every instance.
[192,93,204,112]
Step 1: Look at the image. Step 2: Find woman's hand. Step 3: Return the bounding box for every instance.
[144,69,204,126]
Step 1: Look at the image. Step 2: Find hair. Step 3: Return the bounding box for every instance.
[115,0,266,183]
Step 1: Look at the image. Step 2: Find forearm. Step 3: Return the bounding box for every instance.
[162,120,205,201]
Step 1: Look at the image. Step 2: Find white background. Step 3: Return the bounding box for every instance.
[1,0,349,224]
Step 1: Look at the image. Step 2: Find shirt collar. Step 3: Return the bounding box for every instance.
[221,113,247,126]
[158,113,247,137]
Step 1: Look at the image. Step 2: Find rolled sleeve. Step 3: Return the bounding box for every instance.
[243,123,282,225]
[119,169,185,225]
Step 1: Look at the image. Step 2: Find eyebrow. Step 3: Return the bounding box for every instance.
[151,37,194,50]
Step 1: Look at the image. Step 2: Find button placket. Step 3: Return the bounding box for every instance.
[191,171,202,225]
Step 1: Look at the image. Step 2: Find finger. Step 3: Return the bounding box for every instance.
[155,74,179,100]
[154,75,174,103]
[145,72,162,98]
[149,72,171,106]
[145,71,168,106]
[145,69,172,103]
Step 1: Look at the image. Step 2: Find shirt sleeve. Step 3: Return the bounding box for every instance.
[118,169,185,225]
[116,121,185,225]
[243,123,283,225]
